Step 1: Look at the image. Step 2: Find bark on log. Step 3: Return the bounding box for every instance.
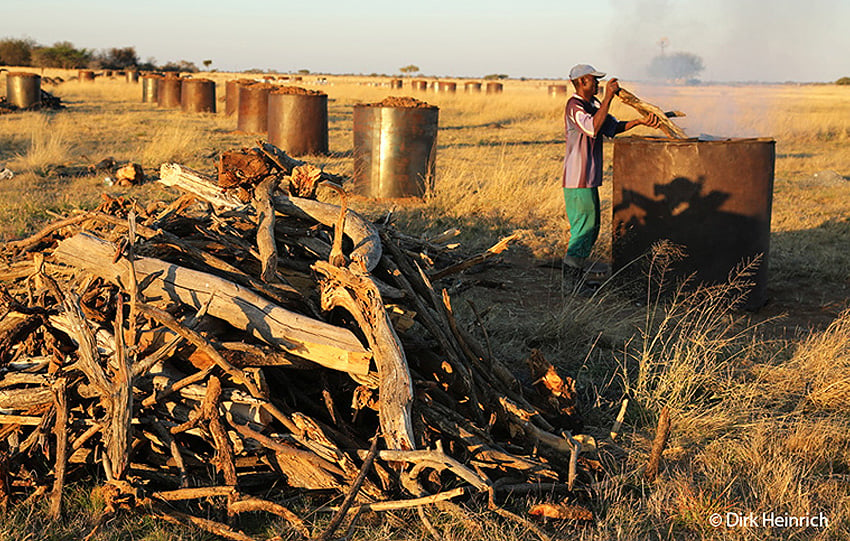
[253,176,279,283]
[107,296,133,481]
[54,232,371,376]
[314,260,414,450]
[0,388,52,410]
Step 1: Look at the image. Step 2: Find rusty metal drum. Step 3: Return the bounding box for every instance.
[612,137,776,309]
[5,72,41,109]
[126,70,139,83]
[439,82,457,93]
[141,75,160,103]
[390,79,403,89]
[181,78,216,113]
[411,80,428,91]
[79,70,95,82]
[157,76,182,108]
[485,82,503,94]
[225,80,239,116]
[237,83,272,133]
[353,98,439,198]
[548,84,568,97]
[464,81,481,93]
[267,87,328,156]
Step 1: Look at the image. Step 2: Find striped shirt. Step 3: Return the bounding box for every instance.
[562,94,626,188]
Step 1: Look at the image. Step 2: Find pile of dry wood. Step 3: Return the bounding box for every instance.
[0,142,604,540]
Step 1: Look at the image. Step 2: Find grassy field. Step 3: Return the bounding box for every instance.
[1,69,849,540]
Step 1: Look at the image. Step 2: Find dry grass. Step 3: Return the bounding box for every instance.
[0,70,849,539]
[4,112,74,172]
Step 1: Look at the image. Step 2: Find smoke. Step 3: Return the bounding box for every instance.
[627,83,776,139]
[605,0,704,80]
[606,0,849,82]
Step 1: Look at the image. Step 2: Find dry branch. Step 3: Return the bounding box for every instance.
[617,87,688,139]
[314,260,414,450]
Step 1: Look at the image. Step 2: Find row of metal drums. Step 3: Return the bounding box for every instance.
[140,77,329,158]
[142,77,436,198]
[407,80,504,94]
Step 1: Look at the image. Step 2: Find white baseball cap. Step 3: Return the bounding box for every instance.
[569,64,606,80]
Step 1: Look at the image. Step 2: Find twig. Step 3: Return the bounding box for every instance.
[487,488,551,541]
[49,377,68,519]
[152,486,236,501]
[417,505,441,540]
[378,446,490,492]
[339,487,468,513]
[228,495,310,539]
[150,505,255,541]
[317,431,380,541]
[610,398,629,440]
[429,231,522,281]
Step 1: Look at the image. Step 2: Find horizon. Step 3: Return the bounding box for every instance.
[3,0,849,84]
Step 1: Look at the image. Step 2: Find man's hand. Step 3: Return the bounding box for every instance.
[642,114,661,128]
[604,78,620,101]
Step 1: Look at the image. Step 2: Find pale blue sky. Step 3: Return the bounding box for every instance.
[3,0,848,82]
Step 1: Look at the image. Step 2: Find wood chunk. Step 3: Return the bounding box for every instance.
[54,232,372,376]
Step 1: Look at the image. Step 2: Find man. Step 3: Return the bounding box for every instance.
[562,64,659,281]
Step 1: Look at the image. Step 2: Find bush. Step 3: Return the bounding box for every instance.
[836,77,850,85]
[0,38,35,66]
[31,42,92,69]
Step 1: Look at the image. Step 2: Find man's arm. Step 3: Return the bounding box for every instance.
[622,114,661,132]
[592,77,619,135]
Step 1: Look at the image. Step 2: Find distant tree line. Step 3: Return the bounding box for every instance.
[0,37,197,72]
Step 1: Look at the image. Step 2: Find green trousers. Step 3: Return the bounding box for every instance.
[563,187,600,259]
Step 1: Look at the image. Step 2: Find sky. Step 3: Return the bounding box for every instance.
[3,0,849,82]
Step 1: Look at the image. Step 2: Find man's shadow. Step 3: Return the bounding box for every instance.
[613,176,769,308]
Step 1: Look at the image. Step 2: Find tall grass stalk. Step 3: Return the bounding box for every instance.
[8,113,73,172]
[620,246,767,429]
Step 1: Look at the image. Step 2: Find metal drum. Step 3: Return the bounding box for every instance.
[79,70,95,82]
[181,78,216,113]
[126,71,139,83]
[485,82,503,94]
[225,80,239,116]
[548,84,568,97]
[390,79,403,89]
[5,72,41,109]
[439,82,457,93]
[157,76,182,108]
[237,83,272,134]
[267,87,328,156]
[464,81,481,93]
[353,99,439,198]
[142,75,161,103]
[412,80,428,91]
[612,137,776,309]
